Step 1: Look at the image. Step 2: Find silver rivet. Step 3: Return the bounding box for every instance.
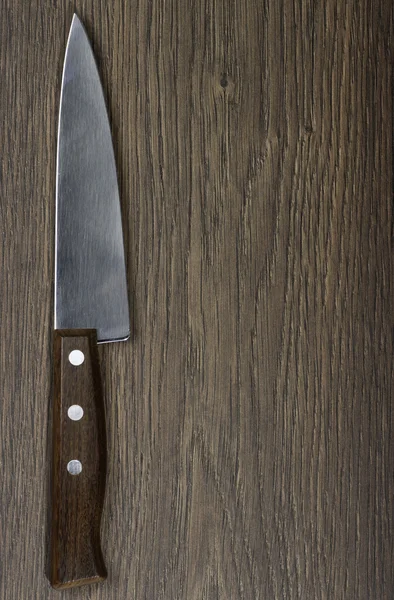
[69,350,85,366]
[67,405,84,421]
[67,460,82,475]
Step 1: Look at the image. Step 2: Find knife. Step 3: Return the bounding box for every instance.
[50,14,129,589]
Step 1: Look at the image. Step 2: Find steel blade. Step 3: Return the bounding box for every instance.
[55,15,129,343]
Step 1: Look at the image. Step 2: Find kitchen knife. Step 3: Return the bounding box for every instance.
[50,14,129,589]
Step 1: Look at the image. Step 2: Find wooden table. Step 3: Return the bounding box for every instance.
[1,1,392,598]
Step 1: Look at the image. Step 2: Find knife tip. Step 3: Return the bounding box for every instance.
[71,13,82,28]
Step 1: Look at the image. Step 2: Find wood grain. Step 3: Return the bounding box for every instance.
[50,330,107,589]
[0,0,393,598]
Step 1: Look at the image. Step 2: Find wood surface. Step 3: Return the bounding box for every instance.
[51,330,107,589]
[0,1,393,598]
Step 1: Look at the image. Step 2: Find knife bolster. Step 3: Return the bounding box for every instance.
[50,329,107,589]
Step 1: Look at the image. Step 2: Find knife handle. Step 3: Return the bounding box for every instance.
[50,329,107,589]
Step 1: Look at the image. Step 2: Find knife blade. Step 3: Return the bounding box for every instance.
[50,14,129,589]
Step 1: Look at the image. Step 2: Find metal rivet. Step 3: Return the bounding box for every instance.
[67,405,84,421]
[69,350,85,366]
[67,460,82,475]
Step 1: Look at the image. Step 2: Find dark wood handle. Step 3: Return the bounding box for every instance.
[50,329,107,589]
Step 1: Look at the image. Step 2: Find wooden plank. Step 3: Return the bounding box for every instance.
[0,0,392,598]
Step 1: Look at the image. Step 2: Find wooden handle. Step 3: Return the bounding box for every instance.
[50,329,107,589]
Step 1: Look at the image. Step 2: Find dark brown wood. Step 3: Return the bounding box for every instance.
[50,330,107,589]
[0,1,393,598]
